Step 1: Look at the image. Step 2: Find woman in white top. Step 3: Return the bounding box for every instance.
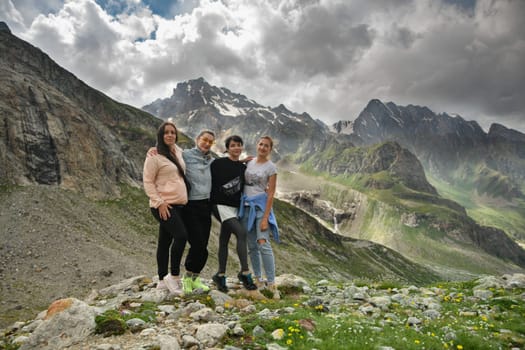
[239,136,280,299]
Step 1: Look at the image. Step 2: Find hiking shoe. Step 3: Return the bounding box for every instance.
[238,272,257,290]
[268,283,281,300]
[163,274,183,296]
[192,276,210,293]
[182,276,194,294]
[213,273,228,293]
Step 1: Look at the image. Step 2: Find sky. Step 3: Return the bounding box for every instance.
[1,0,524,132]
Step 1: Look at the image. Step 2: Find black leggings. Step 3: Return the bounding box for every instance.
[183,199,212,274]
[217,217,249,274]
[151,206,187,279]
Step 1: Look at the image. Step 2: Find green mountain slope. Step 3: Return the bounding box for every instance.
[429,174,525,244]
[280,143,525,279]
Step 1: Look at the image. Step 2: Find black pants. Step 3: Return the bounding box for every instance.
[151,206,187,279]
[212,205,249,274]
[183,199,212,274]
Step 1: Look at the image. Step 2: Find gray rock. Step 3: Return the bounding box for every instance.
[475,276,504,290]
[126,318,147,332]
[253,325,266,336]
[20,298,96,350]
[95,344,121,350]
[195,323,229,347]
[181,334,199,348]
[503,273,525,288]
[422,309,441,320]
[99,276,148,296]
[190,307,216,322]
[275,273,309,288]
[233,325,245,336]
[406,316,421,326]
[158,305,176,314]
[157,334,181,350]
[473,289,493,300]
[368,296,391,310]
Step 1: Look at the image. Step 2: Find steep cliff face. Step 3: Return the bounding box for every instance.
[0,27,162,197]
[486,123,525,193]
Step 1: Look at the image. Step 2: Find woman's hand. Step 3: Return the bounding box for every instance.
[159,202,172,220]
[147,147,158,157]
[240,155,254,163]
[260,217,269,231]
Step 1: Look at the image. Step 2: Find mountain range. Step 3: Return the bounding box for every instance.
[333,99,525,200]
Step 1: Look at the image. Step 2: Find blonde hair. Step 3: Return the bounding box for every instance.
[259,135,273,149]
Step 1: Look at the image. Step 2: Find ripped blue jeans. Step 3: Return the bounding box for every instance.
[241,206,276,283]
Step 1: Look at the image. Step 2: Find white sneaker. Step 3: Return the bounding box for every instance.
[255,278,267,290]
[164,274,183,295]
[157,280,168,290]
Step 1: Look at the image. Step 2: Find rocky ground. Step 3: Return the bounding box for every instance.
[2,273,525,350]
[0,185,159,328]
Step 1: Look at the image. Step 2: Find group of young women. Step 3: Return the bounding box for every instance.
[143,121,280,298]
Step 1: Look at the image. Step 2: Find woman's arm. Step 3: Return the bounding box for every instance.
[260,173,277,231]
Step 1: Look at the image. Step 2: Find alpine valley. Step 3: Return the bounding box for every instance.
[0,21,524,330]
[143,78,525,276]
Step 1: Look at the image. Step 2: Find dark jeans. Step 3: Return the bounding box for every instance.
[183,199,212,274]
[151,206,187,279]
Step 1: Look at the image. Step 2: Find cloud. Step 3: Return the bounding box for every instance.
[1,0,524,132]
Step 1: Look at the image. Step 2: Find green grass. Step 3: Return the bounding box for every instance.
[95,300,159,336]
[218,280,525,350]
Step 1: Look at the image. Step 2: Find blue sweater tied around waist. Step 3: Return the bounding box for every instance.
[238,192,280,243]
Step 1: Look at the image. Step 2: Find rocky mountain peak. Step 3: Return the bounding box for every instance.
[488,123,525,143]
[142,78,336,159]
[146,77,259,119]
[274,103,292,115]
[0,21,10,33]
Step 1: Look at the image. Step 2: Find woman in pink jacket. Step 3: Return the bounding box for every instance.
[143,121,189,295]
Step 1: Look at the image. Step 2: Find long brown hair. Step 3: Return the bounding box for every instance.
[156,121,178,158]
[156,121,191,192]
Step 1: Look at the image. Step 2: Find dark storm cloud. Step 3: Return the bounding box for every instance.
[2,0,524,132]
[260,3,374,80]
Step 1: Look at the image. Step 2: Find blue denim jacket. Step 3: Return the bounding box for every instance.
[239,192,280,243]
[183,148,214,200]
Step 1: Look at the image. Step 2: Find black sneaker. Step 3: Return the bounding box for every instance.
[238,272,257,290]
[212,273,228,293]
